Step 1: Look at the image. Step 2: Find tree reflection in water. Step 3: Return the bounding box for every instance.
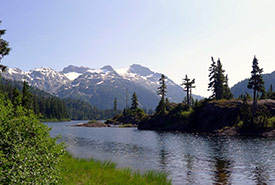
[213,157,231,185]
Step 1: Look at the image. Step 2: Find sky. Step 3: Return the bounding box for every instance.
[1,0,275,97]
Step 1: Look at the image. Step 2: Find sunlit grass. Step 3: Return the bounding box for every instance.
[60,153,172,185]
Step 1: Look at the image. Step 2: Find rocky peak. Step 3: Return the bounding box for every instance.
[129,64,153,76]
[62,65,89,74]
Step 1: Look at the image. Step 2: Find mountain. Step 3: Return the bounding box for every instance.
[231,71,275,98]
[3,67,70,94]
[2,64,202,110]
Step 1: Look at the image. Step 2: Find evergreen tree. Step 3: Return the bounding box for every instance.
[22,81,32,110]
[0,21,11,72]
[215,59,225,100]
[267,84,273,99]
[181,75,195,107]
[223,75,233,99]
[156,74,167,114]
[208,57,217,99]
[247,56,265,115]
[208,57,232,100]
[157,74,167,99]
[131,92,139,110]
[11,87,21,108]
[114,97,117,113]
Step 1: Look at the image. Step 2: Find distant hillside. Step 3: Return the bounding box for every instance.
[231,71,275,98]
[0,78,115,120]
[2,64,203,110]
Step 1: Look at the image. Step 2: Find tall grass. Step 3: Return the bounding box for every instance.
[60,154,172,185]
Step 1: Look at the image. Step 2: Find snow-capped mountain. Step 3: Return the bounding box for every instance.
[2,64,202,109]
[3,67,70,94]
[116,64,186,103]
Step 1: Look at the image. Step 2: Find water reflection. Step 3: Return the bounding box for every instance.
[252,165,268,185]
[185,153,195,185]
[157,133,168,170]
[213,157,231,185]
[210,137,232,185]
[45,121,275,185]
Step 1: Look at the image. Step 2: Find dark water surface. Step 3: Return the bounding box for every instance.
[45,121,275,185]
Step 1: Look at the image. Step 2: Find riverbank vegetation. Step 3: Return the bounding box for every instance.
[108,56,275,136]
[60,153,171,185]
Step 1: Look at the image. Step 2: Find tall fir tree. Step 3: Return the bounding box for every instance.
[223,75,233,99]
[114,97,117,113]
[208,57,232,100]
[11,87,22,108]
[156,74,167,114]
[247,55,265,114]
[181,75,195,107]
[22,81,32,110]
[0,21,11,72]
[215,59,225,100]
[208,57,217,99]
[267,84,273,99]
[130,92,139,110]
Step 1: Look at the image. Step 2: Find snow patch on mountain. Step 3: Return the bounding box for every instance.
[64,72,82,81]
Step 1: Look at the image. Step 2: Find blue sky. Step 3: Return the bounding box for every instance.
[1,0,275,96]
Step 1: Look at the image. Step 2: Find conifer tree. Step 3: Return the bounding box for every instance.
[131,92,139,110]
[208,57,232,100]
[12,87,22,108]
[208,57,217,99]
[114,97,117,113]
[156,74,167,114]
[0,21,11,72]
[223,75,233,99]
[22,81,32,110]
[247,56,265,114]
[267,84,273,99]
[157,74,167,99]
[181,75,195,107]
[215,59,225,100]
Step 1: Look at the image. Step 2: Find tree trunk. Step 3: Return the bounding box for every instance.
[253,89,257,116]
[186,86,190,106]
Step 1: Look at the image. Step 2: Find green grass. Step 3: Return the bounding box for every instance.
[40,118,71,122]
[267,117,275,128]
[118,123,137,128]
[60,154,172,185]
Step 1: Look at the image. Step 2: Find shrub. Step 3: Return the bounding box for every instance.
[0,94,65,184]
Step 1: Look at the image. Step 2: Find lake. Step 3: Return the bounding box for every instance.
[45,120,275,185]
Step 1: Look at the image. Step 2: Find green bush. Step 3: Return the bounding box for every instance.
[0,94,65,184]
[267,117,275,128]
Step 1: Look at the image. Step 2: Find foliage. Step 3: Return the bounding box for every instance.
[131,92,139,110]
[0,78,117,120]
[0,21,11,72]
[118,123,137,128]
[208,57,233,100]
[247,56,265,114]
[155,97,168,115]
[157,74,167,99]
[60,153,171,185]
[238,92,252,101]
[181,75,195,107]
[21,81,32,110]
[267,84,275,100]
[113,97,117,114]
[267,117,275,128]
[239,98,271,131]
[0,94,65,184]
[231,71,275,98]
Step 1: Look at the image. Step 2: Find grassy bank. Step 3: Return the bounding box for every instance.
[40,118,71,122]
[60,154,171,185]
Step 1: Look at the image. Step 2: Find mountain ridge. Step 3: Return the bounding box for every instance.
[2,64,203,109]
[231,71,275,98]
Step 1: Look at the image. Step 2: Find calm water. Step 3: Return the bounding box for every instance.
[45,121,275,185]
